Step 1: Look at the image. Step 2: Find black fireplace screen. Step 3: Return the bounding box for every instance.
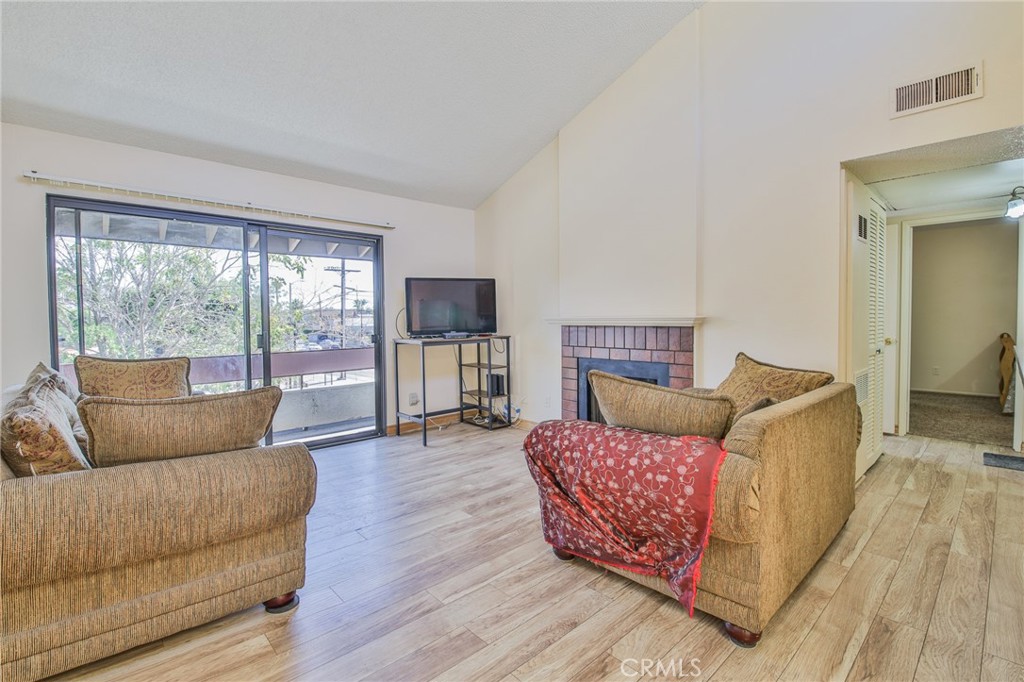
[577,357,670,422]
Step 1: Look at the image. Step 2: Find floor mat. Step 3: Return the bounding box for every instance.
[983,452,1024,471]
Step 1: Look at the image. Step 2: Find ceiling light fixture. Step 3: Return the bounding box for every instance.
[1007,186,1024,219]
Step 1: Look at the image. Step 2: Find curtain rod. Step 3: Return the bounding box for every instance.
[21,170,397,231]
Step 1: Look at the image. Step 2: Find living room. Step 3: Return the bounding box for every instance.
[2,2,1023,681]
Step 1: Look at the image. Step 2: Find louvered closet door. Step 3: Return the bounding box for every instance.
[865,202,886,459]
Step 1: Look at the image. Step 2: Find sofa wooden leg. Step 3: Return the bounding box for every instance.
[552,547,576,561]
[723,622,761,648]
[263,591,299,614]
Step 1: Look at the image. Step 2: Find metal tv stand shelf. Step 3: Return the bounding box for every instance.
[393,335,512,446]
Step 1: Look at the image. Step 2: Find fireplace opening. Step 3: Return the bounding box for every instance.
[577,357,670,422]
[560,325,693,421]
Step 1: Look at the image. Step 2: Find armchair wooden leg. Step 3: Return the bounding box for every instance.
[723,622,761,648]
[263,591,300,614]
[552,547,576,561]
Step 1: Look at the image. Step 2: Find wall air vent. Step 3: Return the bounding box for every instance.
[857,215,868,242]
[891,63,983,118]
[855,370,870,404]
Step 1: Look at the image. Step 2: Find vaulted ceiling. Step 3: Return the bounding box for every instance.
[1,1,699,208]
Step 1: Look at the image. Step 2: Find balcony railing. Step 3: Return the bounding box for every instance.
[61,347,375,389]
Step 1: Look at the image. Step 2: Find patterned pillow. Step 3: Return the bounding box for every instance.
[25,362,80,402]
[713,353,833,415]
[588,370,735,439]
[79,386,283,466]
[20,363,89,455]
[0,378,92,476]
[74,356,191,399]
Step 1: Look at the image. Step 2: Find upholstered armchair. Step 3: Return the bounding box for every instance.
[524,354,859,646]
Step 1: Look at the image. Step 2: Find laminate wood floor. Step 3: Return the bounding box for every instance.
[54,426,1024,682]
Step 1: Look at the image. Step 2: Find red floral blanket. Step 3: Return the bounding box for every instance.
[523,420,727,615]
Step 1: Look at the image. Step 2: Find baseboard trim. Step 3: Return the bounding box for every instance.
[386,413,539,436]
[387,414,542,436]
[386,411,477,436]
[910,389,1000,398]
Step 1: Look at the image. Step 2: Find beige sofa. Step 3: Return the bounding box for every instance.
[532,355,859,646]
[0,361,317,681]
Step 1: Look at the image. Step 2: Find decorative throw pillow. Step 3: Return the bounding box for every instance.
[25,362,80,402]
[588,370,735,440]
[19,364,90,455]
[79,386,282,467]
[733,396,779,422]
[0,378,92,476]
[713,353,833,415]
[75,356,191,399]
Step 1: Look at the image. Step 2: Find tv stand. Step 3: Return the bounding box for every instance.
[393,335,512,445]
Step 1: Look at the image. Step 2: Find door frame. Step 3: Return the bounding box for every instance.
[896,208,1020,450]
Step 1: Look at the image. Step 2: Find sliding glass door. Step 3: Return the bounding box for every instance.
[257,227,381,444]
[48,196,385,446]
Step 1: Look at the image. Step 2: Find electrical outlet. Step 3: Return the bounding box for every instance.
[931,366,940,376]
[409,392,419,405]
[544,396,551,408]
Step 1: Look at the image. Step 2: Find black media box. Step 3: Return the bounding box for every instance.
[487,373,505,396]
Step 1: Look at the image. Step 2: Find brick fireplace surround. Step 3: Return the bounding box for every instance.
[561,325,694,420]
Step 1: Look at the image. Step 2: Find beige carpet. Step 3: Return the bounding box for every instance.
[908,391,1012,447]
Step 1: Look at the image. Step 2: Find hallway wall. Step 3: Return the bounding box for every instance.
[911,218,1018,395]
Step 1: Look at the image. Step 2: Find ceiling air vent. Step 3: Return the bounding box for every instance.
[891,63,983,118]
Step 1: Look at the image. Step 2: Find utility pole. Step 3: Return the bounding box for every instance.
[325,260,359,347]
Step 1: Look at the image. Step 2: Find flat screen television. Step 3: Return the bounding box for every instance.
[405,277,497,337]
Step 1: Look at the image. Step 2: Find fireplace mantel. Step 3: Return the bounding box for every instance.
[549,317,703,327]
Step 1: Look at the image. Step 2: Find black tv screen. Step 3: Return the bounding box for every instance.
[405,278,497,337]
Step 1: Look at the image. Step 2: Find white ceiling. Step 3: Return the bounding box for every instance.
[869,159,1024,215]
[845,127,1024,216]
[1,1,699,208]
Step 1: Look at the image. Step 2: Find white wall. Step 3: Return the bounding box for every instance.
[0,124,476,424]
[558,17,700,320]
[475,140,561,421]
[699,2,1021,382]
[476,1,1023,416]
[910,218,1018,395]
